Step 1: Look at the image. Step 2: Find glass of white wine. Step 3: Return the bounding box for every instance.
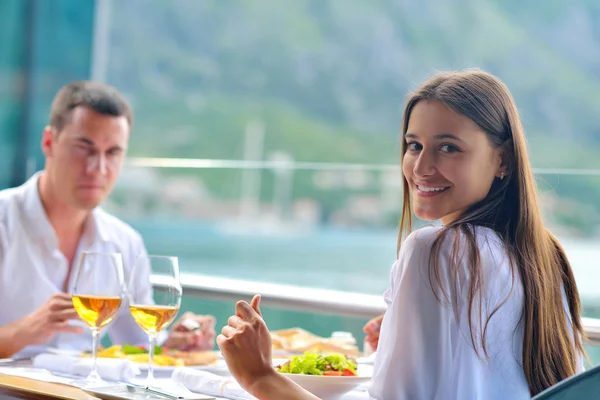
[128,254,182,383]
[71,251,126,383]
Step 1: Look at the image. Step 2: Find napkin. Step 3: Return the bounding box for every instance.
[33,354,141,381]
[172,368,256,400]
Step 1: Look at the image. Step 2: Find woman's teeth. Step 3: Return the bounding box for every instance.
[417,185,449,192]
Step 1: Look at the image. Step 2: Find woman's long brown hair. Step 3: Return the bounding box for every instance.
[398,69,585,396]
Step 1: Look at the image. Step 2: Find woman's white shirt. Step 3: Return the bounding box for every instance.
[368,225,583,400]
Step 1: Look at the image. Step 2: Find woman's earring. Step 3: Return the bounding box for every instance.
[500,172,505,180]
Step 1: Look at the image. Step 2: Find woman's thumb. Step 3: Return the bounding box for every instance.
[250,294,262,317]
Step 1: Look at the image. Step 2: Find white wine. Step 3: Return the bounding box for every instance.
[130,304,179,333]
[72,295,122,328]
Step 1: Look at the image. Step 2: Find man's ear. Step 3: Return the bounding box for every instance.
[41,126,55,157]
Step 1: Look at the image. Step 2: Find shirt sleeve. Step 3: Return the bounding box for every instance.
[0,208,9,292]
[107,234,168,345]
[0,221,5,269]
[368,226,458,399]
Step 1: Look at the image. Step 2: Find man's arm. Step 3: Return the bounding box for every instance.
[0,293,82,358]
[0,217,28,358]
[107,236,152,346]
[0,201,80,357]
[107,237,171,346]
[0,320,29,358]
[108,235,215,350]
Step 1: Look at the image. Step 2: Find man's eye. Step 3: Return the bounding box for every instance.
[74,145,92,154]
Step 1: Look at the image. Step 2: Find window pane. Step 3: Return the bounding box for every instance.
[0,0,95,187]
[0,0,27,188]
[104,0,600,362]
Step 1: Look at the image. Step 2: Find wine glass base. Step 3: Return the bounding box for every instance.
[78,373,106,388]
[142,373,157,387]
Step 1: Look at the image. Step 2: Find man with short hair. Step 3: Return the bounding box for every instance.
[0,81,215,358]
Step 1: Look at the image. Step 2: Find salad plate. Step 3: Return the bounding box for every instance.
[282,373,370,399]
[276,352,371,399]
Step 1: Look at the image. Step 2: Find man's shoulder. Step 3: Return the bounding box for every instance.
[0,185,24,205]
[94,208,143,244]
[0,185,26,222]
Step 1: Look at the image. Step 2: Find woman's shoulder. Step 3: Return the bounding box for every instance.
[400,224,505,261]
[397,224,513,306]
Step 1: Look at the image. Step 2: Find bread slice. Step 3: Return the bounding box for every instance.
[163,349,219,366]
[270,328,360,356]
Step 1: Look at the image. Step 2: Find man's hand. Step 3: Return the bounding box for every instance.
[20,293,83,346]
[363,313,384,351]
[163,312,216,351]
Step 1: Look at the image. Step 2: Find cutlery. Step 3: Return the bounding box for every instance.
[0,357,33,366]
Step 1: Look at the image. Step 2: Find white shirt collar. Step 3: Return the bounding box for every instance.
[19,171,110,248]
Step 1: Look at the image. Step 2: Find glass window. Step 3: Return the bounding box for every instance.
[103,0,600,359]
[0,0,95,189]
[0,0,27,189]
[106,0,600,288]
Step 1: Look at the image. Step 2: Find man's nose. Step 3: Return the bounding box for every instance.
[86,153,108,175]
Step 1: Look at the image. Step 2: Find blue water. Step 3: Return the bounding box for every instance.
[125,218,600,365]
[127,219,600,302]
[129,219,396,295]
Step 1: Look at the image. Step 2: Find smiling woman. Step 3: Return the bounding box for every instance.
[395,69,585,398]
[216,69,587,400]
[402,100,506,225]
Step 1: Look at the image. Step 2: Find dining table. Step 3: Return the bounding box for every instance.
[0,362,372,400]
[0,373,96,399]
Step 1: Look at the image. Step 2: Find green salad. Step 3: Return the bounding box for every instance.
[121,344,163,355]
[276,352,358,376]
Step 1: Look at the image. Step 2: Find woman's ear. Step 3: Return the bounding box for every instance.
[495,141,511,179]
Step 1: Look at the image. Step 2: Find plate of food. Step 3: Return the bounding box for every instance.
[275,352,371,399]
[270,328,360,357]
[88,345,223,374]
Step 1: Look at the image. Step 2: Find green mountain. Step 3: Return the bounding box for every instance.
[106,0,600,234]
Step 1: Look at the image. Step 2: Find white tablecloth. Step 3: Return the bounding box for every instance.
[0,366,371,400]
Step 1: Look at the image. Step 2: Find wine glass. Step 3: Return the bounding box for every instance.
[71,251,126,383]
[128,254,182,383]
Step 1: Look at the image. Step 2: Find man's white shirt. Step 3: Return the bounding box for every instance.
[0,172,153,357]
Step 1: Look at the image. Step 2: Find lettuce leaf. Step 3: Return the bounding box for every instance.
[122,344,162,355]
[277,352,357,375]
[322,353,357,373]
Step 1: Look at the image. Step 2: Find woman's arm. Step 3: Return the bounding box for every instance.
[249,369,320,400]
[217,295,320,400]
[369,226,455,399]
[363,313,384,351]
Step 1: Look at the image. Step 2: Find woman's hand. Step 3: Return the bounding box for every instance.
[217,295,277,391]
[363,313,384,351]
[218,295,323,400]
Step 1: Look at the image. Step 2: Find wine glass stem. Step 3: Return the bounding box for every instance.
[148,333,157,383]
[90,328,101,381]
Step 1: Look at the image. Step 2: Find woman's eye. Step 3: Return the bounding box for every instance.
[407,142,422,151]
[440,144,459,153]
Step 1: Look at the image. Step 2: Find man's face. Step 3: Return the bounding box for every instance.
[42,106,130,210]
